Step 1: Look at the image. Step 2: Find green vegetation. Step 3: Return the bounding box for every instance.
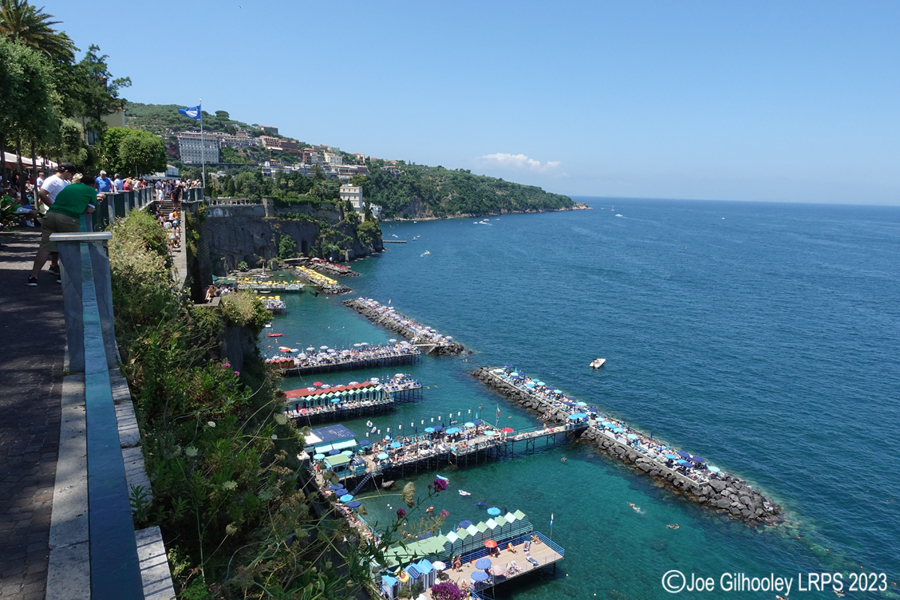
[365,162,573,218]
[1,2,132,182]
[125,102,263,137]
[100,127,166,177]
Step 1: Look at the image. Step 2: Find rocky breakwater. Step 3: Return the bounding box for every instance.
[471,367,782,525]
[342,299,465,355]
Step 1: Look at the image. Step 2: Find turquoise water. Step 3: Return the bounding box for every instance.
[266,199,900,598]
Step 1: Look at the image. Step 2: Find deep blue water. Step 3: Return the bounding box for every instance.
[267,198,900,599]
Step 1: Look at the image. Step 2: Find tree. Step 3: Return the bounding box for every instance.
[0,0,75,64]
[70,45,130,133]
[118,130,166,176]
[277,234,296,259]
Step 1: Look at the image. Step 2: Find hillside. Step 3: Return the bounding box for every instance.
[365,163,574,219]
[124,102,267,137]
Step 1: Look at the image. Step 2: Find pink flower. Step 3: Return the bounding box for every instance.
[396,508,407,518]
[433,477,448,493]
[224,362,231,367]
[234,371,240,376]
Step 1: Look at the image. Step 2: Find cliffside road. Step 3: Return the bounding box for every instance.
[0,229,66,599]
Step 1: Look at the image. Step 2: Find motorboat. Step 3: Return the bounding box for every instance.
[590,358,606,368]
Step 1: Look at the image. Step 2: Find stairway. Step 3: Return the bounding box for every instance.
[349,472,374,496]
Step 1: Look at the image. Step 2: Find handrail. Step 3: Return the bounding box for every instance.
[52,228,144,598]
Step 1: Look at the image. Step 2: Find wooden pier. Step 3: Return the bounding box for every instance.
[337,421,587,489]
[278,351,422,376]
[287,397,395,426]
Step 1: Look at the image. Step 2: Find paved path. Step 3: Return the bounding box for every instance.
[0,228,67,600]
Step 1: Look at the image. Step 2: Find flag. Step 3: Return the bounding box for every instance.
[497,406,501,418]
[550,513,554,527]
[178,105,201,120]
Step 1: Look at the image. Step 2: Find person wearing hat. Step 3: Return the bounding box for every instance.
[27,180,102,286]
[94,170,113,193]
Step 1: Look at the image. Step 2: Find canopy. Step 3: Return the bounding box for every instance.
[325,454,350,467]
[490,565,505,576]
[487,507,501,516]
[342,450,353,456]
[471,571,489,582]
[475,558,492,569]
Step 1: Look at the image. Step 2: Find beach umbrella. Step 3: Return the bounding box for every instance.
[353,343,362,347]
[432,561,447,571]
[313,381,323,386]
[390,442,401,449]
[484,539,498,548]
[329,484,341,490]
[708,466,721,473]
[484,430,495,437]
[487,507,501,516]
[626,433,638,440]
[425,427,435,433]
[567,396,577,401]
[313,454,325,460]
[389,339,397,343]
[664,454,678,460]
[307,346,315,351]
[676,460,692,467]
[691,456,706,464]
[340,494,353,502]
[525,383,535,388]
[320,346,328,350]
[576,401,588,407]
[490,565,505,576]
[474,502,487,507]
[475,558,492,570]
[334,488,348,496]
[473,419,483,425]
[358,440,371,447]
[509,372,519,377]
[376,453,389,460]
[465,422,476,428]
[501,427,514,433]
[677,451,692,459]
[434,425,444,432]
[347,500,361,508]
[535,381,545,386]
[554,389,563,394]
[445,427,460,434]
[342,450,353,456]
[614,427,625,434]
[328,449,340,455]
[459,520,474,529]
[331,398,341,404]
[472,571,489,582]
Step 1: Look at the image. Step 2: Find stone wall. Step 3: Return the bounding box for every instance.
[471,367,783,524]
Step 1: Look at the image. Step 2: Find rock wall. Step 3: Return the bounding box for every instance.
[342,299,465,355]
[203,214,381,276]
[471,367,783,525]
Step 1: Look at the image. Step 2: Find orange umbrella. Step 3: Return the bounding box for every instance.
[484,539,497,549]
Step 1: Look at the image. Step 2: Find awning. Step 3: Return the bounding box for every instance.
[325,454,351,466]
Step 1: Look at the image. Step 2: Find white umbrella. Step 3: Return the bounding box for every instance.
[320,346,329,350]
[388,338,397,343]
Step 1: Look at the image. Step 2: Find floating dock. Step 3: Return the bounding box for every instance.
[343,299,465,355]
[284,378,423,425]
[472,366,783,524]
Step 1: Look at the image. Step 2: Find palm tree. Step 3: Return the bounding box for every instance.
[0,0,76,64]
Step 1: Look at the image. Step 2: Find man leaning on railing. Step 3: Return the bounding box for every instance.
[27,177,103,287]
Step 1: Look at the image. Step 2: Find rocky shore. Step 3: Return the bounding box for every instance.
[472,367,783,525]
[342,299,465,355]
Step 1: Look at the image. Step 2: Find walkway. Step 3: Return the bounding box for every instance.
[0,228,66,600]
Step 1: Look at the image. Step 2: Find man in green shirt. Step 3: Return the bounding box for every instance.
[27,182,101,286]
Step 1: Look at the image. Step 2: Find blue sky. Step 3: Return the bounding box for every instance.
[54,1,899,204]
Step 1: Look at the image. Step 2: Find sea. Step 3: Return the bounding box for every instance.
[265,198,900,599]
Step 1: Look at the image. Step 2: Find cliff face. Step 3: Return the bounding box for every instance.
[202,201,382,275]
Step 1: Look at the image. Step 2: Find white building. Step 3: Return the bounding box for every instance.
[339,184,363,212]
[176,131,219,164]
[323,152,343,166]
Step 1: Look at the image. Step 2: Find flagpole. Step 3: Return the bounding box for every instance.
[199,99,206,189]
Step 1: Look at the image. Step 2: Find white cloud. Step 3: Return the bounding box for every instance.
[477,153,561,174]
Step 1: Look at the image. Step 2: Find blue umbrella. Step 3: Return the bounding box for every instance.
[377,453,389,460]
[474,502,486,507]
[445,427,460,434]
[472,571,489,582]
[708,466,721,473]
[425,427,435,433]
[328,449,340,455]
[358,440,371,447]
[509,372,519,377]
[329,484,341,490]
[464,422,476,428]
[554,389,564,394]
[475,558,492,570]
[576,401,588,407]
[473,420,483,425]
[390,442,401,448]
[677,451,692,459]
[434,425,444,432]
[626,434,638,440]
[346,500,361,508]
[334,488,348,496]
[664,454,678,460]
[340,494,353,502]
[487,507,501,516]
[614,427,625,434]
[525,383,535,388]
[459,520,474,528]
[484,430,495,437]
[676,460,692,467]
[691,456,706,463]
[342,450,354,456]
[331,398,341,404]
[313,453,325,460]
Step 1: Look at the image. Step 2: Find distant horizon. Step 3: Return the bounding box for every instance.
[568,195,900,208]
[52,1,900,206]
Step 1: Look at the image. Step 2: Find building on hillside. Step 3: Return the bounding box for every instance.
[217,131,252,148]
[302,150,320,165]
[176,131,219,164]
[323,152,343,166]
[339,184,363,212]
[258,125,278,134]
[259,135,281,150]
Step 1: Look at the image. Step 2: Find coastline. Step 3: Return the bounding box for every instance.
[378,202,591,223]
